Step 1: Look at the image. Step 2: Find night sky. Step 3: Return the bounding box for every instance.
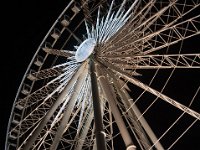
[1,0,200,150]
[1,0,67,148]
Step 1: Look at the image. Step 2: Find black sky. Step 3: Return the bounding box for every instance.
[1,0,67,148]
[1,1,200,150]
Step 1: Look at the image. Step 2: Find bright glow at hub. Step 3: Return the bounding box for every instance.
[75,38,96,62]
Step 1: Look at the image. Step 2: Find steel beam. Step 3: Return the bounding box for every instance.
[90,59,107,150]
[95,64,136,150]
[22,62,87,150]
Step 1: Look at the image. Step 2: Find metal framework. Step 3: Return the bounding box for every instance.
[5,0,200,150]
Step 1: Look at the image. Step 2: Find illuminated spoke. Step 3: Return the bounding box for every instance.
[101,53,200,69]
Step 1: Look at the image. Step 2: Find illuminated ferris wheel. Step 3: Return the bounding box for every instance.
[6,0,200,149]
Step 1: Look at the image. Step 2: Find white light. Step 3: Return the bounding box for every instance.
[126,145,136,150]
[75,38,96,62]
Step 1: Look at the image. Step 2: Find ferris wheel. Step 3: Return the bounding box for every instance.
[5,0,200,150]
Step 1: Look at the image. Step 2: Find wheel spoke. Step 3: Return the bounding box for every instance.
[101,53,200,69]
[100,2,200,56]
[96,63,136,149]
[21,62,87,149]
[108,71,164,150]
[43,48,75,58]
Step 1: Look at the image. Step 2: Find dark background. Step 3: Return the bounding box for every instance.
[1,0,67,148]
[1,0,200,150]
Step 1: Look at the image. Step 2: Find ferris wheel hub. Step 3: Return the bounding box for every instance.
[75,38,96,62]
